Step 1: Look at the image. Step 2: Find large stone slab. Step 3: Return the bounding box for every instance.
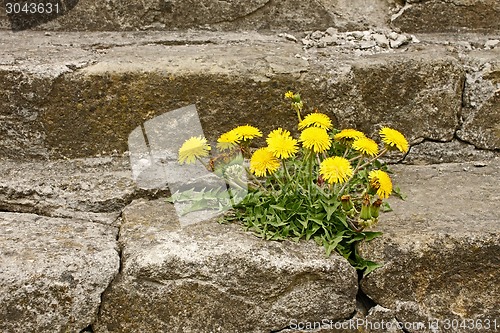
[359,158,500,333]
[0,31,468,161]
[391,0,500,33]
[0,212,120,333]
[0,0,396,32]
[95,199,358,333]
[457,49,500,150]
[0,157,169,224]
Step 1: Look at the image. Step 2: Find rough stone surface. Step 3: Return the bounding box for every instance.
[95,199,358,333]
[321,48,463,144]
[0,0,397,32]
[0,212,120,333]
[404,140,499,164]
[1,31,474,162]
[3,0,500,33]
[0,157,168,224]
[458,49,500,150]
[359,158,500,333]
[391,0,500,33]
[0,63,70,160]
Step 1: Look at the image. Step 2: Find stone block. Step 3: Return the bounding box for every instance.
[391,0,500,33]
[458,49,500,150]
[0,212,120,333]
[359,158,500,333]
[95,199,358,332]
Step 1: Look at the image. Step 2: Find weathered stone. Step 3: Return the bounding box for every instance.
[327,48,463,144]
[389,34,409,48]
[283,33,298,42]
[95,199,358,333]
[311,30,326,40]
[5,31,500,164]
[458,49,500,150]
[325,27,338,36]
[0,212,119,333]
[359,41,376,49]
[0,63,71,159]
[391,0,500,33]
[404,140,499,164]
[484,39,500,49]
[320,35,338,46]
[372,33,390,48]
[363,306,404,333]
[359,158,500,333]
[0,157,162,224]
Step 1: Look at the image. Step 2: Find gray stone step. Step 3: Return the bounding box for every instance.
[1,30,499,163]
[1,0,499,33]
[0,212,119,333]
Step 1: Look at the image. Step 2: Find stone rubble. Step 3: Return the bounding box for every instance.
[281,29,500,54]
[282,28,416,54]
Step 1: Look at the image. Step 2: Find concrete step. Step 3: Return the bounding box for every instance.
[0,157,498,332]
[1,0,499,33]
[1,30,499,163]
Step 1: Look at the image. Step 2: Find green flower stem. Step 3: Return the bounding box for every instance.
[343,146,351,158]
[244,166,268,192]
[195,156,210,170]
[338,147,389,197]
[356,147,389,170]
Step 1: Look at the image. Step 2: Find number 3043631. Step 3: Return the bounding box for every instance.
[5,2,61,14]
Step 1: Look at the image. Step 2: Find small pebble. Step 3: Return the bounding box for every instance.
[325,27,338,36]
[311,30,324,40]
[283,33,298,42]
[484,39,500,49]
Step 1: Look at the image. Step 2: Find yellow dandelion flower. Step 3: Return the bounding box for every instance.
[352,137,379,157]
[178,136,211,165]
[298,112,333,130]
[284,91,295,99]
[320,157,353,184]
[299,127,332,153]
[379,127,409,153]
[266,128,298,159]
[266,128,290,143]
[369,170,393,199]
[250,148,280,177]
[334,129,365,141]
[217,129,241,150]
[233,125,263,140]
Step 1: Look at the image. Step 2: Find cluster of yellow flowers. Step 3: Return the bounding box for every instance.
[177,91,409,202]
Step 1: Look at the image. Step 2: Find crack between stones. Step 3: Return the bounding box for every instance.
[90,210,125,332]
[271,271,380,333]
